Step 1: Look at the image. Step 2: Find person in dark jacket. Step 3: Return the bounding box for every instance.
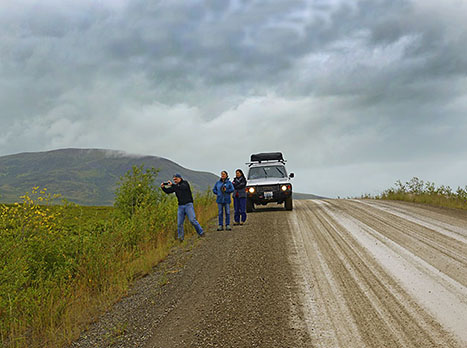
[213,171,234,231]
[232,169,247,225]
[161,173,204,241]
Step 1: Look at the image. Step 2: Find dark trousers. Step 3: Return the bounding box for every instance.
[233,197,247,223]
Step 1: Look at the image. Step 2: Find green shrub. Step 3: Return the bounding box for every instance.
[365,177,467,210]
[114,165,162,219]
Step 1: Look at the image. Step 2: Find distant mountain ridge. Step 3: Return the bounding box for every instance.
[0,148,322,205]
[0,148,218,205]
[293,192,326,200]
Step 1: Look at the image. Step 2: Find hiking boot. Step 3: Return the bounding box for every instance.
[217,225,224,231]
[198,233,205,238]
[233,222,240,226]
[226,225,232,231]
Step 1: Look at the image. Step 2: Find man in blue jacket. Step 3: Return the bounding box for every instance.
[161,173,204,241]
[213,171,234,231]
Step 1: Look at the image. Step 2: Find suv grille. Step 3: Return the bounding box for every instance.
[257,185,279,192]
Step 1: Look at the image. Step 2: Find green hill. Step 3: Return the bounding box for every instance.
[0,148,219,205]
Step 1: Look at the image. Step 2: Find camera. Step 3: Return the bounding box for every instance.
[221,185,227,192]
[163,182,171,186]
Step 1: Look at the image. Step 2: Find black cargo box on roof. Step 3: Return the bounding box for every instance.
[250,152,284,162]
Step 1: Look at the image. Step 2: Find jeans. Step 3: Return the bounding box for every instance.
[233,197,247,223]
[218,203,230,226]
[177,203,204,240]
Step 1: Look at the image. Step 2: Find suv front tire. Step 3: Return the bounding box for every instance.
[246,198,254,213]
[285,196,293,211]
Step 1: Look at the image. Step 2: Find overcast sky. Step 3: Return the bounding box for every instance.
[1,0,466,197]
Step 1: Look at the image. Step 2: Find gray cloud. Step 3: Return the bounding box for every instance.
[1,0,467,197]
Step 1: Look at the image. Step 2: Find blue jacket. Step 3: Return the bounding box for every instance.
[213,178,234,204]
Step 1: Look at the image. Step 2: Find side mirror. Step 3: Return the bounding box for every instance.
[289,173,295,179]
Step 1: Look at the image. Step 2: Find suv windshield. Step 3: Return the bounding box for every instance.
[248,165,286,180]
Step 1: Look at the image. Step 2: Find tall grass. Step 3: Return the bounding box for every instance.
[0,167,217,348]
[365,177,467,210]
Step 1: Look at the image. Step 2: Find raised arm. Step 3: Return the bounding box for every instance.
[161,184,176,194]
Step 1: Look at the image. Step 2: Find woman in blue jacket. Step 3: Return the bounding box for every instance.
[213,170,234,231]
[232,169,247,225]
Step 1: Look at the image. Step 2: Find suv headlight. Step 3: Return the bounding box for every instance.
[281,185,287,191]
[248,187,255,193]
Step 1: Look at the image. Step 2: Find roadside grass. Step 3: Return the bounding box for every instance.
[0,167,217,348]
[363,177,467,210]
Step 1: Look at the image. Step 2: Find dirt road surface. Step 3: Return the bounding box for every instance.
[72,199,467,348]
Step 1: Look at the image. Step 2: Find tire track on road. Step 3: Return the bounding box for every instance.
[334,200,467,287]
[288,202,365,348]
[288,200,466,348]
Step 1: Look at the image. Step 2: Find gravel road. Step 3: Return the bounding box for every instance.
[289,200,467,348]
[71,199,467,348]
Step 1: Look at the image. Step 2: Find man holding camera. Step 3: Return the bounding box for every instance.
[161,173,204,241]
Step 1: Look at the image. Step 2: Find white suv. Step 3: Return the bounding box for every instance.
[245,152,294,212]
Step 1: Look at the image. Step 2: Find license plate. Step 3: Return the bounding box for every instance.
[264,191,273,199]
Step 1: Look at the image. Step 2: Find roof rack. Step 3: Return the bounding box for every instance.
[246,152,286,166]
[246,160,287,167]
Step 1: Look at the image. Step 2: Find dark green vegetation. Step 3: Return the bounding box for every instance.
[366,177,467,210]
[0,148,218,205]
[0,166,217,348]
